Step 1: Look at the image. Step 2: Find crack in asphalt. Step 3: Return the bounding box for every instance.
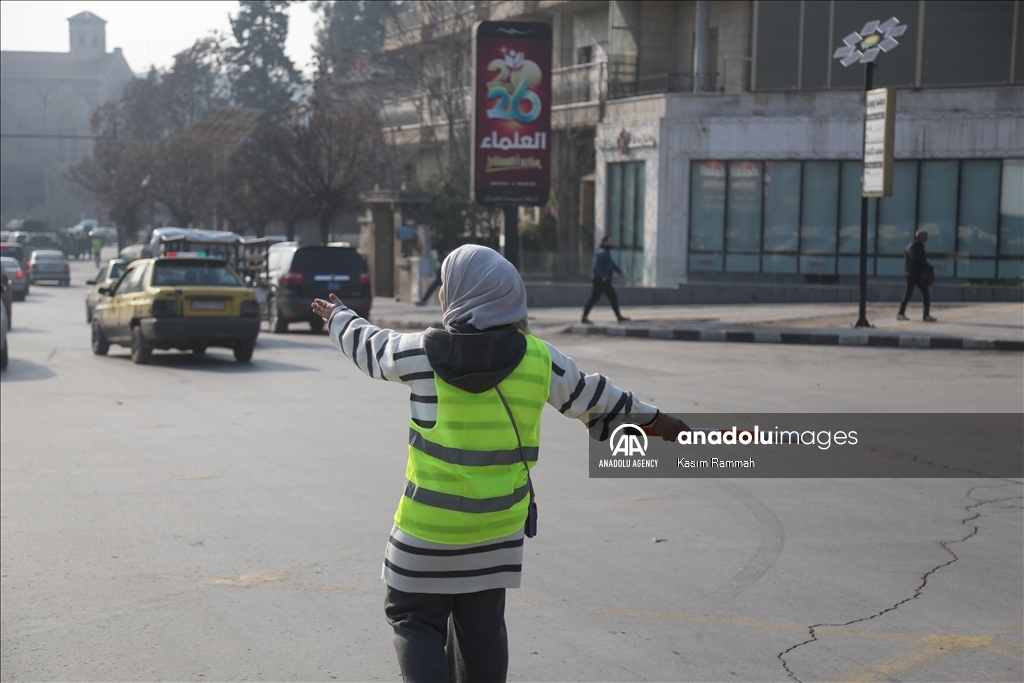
[777,482,1024,683]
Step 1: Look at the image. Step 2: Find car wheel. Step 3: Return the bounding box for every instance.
[234,340,255,363]
[86,304,93,323]
[269,295,288,333]
[192,346,207,355]
[309,317,324,333]
[91,321,109,356]
[130,325,152,364]
[1,342,7,370]
[14,293,25,302]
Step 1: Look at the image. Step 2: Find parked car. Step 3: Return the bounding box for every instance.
[1,283,8,369]
[27,250,70,285]
[1,269,11,330]
[266,243,371,332]
[85,259,128,322]
[0,241,30,282]
[1,256,29,301]
[91,256,261,364]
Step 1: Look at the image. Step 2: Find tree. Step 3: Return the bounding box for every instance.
[229,1,302,111]
[161,36,233,135]
[64,141,152,249]
[313,1,396,74]
[64,88,160,249]
[270,87,387,243]
[149,134,214,227]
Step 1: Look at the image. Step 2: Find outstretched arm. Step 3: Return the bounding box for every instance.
[313,293,430,383]
[544,341,688,441]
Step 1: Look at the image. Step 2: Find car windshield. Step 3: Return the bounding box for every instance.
[291,247,365,272]
[0,257,20,272]
[109,262,127,280]
[34,252,64,260]
[152,260,241,286]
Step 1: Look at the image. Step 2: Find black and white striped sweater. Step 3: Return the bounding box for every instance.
[328,306,659,594]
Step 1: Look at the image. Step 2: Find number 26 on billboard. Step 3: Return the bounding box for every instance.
[486,53,542,124]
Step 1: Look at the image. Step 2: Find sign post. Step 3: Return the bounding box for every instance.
[471,21,552,269]
[834,17,906,328]
[862,86,895,197]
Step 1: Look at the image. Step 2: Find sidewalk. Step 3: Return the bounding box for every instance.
[369,299,1024,351]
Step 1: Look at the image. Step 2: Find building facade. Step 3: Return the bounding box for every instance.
[0,11,134,229]
[386,1,1023,285]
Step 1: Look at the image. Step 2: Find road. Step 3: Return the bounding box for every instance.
[2,255,1022,682]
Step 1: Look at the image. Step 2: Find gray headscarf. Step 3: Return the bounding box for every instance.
[440,245,529,331]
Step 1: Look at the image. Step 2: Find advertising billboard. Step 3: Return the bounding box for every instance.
[471,21,552,206]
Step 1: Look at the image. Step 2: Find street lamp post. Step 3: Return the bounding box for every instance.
[834,17,907,328]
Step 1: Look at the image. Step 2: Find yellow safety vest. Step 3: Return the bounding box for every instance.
[396,333,551,545]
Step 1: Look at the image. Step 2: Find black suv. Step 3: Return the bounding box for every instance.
[267,244,371,332]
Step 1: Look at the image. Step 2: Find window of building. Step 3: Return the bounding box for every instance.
[688,157,1023,281]
[876,161,919,275]
[957,160,1000,278]
[725,161,762,272]
[921,1,1017,87]
[799,161,839,275]
[762,161,801,274]
[606,161,645,279]
[688,161,726,272]
[999,160,1024,279]
[838,161,877,275]
[754,0,1014,91]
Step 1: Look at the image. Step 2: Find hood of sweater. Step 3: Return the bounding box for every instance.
[423,323,527,394]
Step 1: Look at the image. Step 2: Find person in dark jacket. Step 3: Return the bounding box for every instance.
[898,230,936,321]
[581,235,629,323]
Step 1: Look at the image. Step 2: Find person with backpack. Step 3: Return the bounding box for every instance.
[898,229,936,322]
[311,245,686,682]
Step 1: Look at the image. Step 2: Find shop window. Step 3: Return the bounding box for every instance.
[877,161,919,255]
[800,162,839,272]
[725,161,762,272]
[606,161,644,279]
[917,160,959,255]
[956,160,1000,278]
[762,161,800,257]
[999,160,1023,256]
[838,161,877,255]
[689,161,726,254]
[996,171,1021,274]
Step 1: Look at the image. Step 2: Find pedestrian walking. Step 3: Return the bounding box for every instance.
[415,246,448,306]
[897,229,936,322]
[311,245,686,683]
[581,235,629,324]
[91,234,103,267]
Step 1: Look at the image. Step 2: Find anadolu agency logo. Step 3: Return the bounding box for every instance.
[597,424,659,469]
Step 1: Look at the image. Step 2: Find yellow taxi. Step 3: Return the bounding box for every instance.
[91,255,260,364]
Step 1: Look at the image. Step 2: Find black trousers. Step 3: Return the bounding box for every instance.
[385,585,508,683]
[582,277,623,319]
[898,275,930,317]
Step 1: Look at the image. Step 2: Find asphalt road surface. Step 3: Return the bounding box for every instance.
[2,256,1022,682]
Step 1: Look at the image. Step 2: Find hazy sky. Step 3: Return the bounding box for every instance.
[0,1,321,75]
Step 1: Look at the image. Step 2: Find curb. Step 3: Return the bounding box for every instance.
[566,324,1024,351]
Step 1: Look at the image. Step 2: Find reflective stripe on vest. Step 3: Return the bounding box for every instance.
[396,334,551,545]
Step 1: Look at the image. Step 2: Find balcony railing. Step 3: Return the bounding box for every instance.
[551,61,606,106]
[381,95,422,128]
[608,71,720,99]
